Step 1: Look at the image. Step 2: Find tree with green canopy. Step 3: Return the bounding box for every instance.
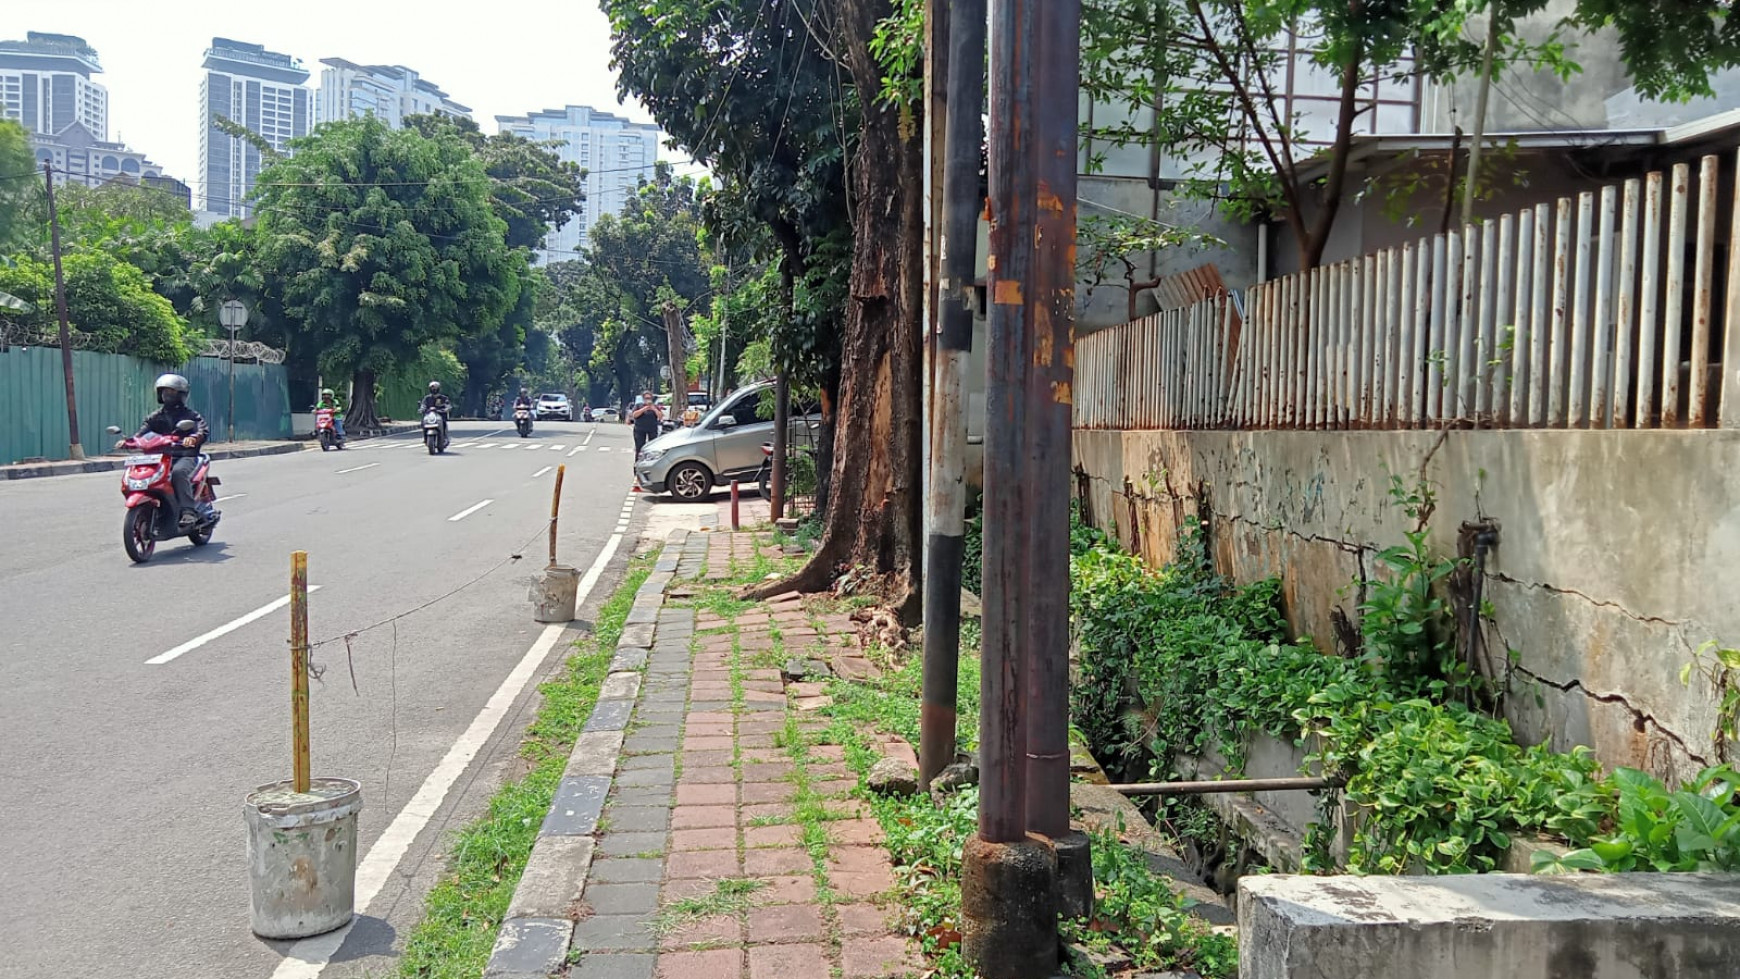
[252,117,522,429]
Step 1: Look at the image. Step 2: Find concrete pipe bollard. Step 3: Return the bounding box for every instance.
[961,835,1059,979]
[531,565,580,622]
[244,778,362,939]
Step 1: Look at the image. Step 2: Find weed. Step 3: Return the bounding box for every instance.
[650,878,767,935]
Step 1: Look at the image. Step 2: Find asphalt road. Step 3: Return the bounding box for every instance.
[0,419,651,979]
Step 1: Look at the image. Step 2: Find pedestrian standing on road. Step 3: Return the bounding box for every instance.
[629,390,663,460]
[122,373,209,530]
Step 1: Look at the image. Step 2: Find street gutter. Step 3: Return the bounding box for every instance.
[0,424,420,481]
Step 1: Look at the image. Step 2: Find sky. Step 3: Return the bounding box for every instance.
[3,0,700,189]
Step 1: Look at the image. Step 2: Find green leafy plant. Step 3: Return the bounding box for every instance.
[1682,642,1740,758]
[1534,766,1740,873]
[1062,825,1236,978]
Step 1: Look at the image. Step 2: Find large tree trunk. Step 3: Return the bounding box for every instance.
[751,0,924,619]
[349,368,381,430]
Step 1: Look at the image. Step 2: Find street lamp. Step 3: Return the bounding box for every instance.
[219,299,249,443]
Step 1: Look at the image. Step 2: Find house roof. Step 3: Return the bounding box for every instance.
[1289,127,1666,184]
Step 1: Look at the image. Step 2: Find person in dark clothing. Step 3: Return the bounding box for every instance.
[629,389,663,458]
[125,373,210,529]
[419,381,451,446]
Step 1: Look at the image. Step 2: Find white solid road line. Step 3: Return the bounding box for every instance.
[269,498,632,979]
[447,499,493,522]
[532,466,553,478]
[334,463,379,474]
[146,586,323,665]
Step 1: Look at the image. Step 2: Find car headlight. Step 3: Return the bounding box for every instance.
[637,448,665,465]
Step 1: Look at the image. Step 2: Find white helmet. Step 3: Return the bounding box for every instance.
[154,373,190,405]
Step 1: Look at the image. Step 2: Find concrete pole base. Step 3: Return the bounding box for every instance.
[1048,829,1094,921]
[962,834,1059,979]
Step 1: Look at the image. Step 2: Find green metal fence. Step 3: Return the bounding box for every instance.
[0,347,292,464]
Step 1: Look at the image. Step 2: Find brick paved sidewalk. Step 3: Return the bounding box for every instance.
[572,533,922,979]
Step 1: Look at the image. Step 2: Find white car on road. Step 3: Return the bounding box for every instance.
[591,406,621,422]
[535,393,572,421]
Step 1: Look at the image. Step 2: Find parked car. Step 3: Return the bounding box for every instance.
[591,406,621,422]
[634,382,817,501]
[535,393,572,421]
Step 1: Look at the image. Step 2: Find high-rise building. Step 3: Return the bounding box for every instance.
[495,105,663,259]
[0,32,107,140]
[199,37,310,219]
[315,59,470,128]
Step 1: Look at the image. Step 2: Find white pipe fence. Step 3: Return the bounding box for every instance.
[1075,152,1740,431]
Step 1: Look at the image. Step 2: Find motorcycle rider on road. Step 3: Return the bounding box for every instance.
[419,381,451,444]
[513,388,533,414]
[314,387,346,440]
[121,373,209,530]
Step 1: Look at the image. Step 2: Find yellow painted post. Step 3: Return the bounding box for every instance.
[290,550,311,794]
[549,465,565,568]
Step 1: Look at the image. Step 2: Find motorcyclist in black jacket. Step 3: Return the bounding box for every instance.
[419,381,451,445]
[124,373,210,529]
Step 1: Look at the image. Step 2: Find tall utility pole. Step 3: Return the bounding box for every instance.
[43,164,85,461]
[962,2,1086,977]
[921,0,949,599]
[920,0,988,789]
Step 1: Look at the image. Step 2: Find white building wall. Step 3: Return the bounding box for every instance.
[496,105,662,260]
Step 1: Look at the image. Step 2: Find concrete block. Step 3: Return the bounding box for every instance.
[485,917,574,978]
[598,672,642,702]
[610,647,649,672]
[624,604,659,626]
[572,953,656,979]
[572,913,656,952]
[507,837,595,919]
[568,730,626,776]
[619,622,655,647]
[584,699,633,733]
[1239,872,1740,979]
[541,775,611,836]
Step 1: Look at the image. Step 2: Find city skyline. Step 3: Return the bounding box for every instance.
[0,2,695,190]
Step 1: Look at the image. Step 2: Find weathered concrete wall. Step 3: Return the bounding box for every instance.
[1073,429,1740,783]
[1239,872,1740,979]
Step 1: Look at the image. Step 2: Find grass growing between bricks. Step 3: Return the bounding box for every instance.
[394,551,657,979]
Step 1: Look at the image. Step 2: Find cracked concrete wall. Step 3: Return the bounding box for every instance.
[1073,428,1740,784]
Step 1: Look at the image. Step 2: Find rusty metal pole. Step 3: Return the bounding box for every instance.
[920,0,987,790]
[43,164,85,461]
[548,464,565,568]
[730,478,741,530]
[1023,0,1081,846]
[290,550,311,794]
[771,374,790,520]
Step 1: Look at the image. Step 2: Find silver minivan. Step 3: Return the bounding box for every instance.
[634,382,815,500]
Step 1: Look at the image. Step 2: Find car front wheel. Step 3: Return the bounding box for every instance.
[667,462,713,501]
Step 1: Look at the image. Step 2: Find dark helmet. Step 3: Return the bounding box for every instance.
[154,373,190,406]
[428,381,441,394]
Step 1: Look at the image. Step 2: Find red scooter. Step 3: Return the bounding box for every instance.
[106,421,222,563]
[315,407,345,451]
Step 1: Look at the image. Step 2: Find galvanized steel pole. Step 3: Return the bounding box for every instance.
[920,0,987,789]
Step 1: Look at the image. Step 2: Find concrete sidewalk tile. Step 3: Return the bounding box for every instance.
[598,831,667,858]
[672,805,737,829]
[655,948,743,979]
[625,605,659,626]
[600,672,644,701]
[748,942,830,979]
[486,917,574,977]
[739,782,797,805]
[660,877,716,903]
[687,711,736,725]
[670,826,737,851]
[740,748,786,762]
[746,904,825,943]
[620,622,656,647]
[666,849,741,879]
[829,869,895,899]
[624,732,681,754]
[619,754,677,774]
[659,914,745,950]
[542,775,611,836]
[841,936,921,978]
[615,768,676,789]
[826,846,893,875]
[828,820,886,846]
[743,848,811,876]
[583,881,661,916]
[573,913,656,952]
[570,729,628,775]
[681,749,734,768]
[675,783,736,806]
[835,903,891,936]
[678,765,737,784]
[611,785,676,808]
[586,699,635,733]
[681,735,735,752]
[506,837,595,919]
[739,804,794,825]
[573,952,656,979]
[603,805,671,833]
[744,824,802,848]
[591,857,664,884]
[747,875,816,905]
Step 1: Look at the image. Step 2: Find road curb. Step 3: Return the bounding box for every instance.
[0,423,423,481]
[484,531,689,979]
